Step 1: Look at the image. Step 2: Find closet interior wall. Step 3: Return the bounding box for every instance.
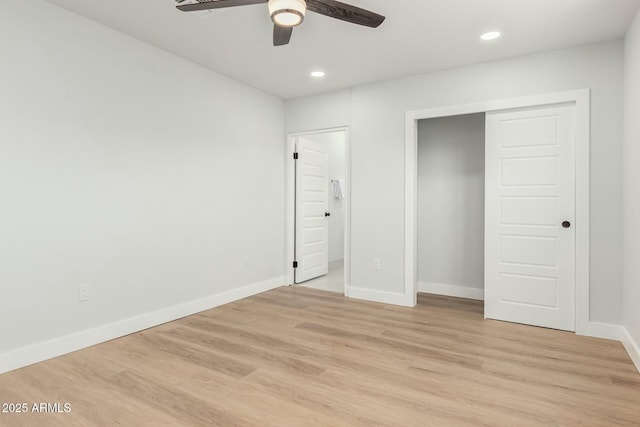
[417,113,486,298]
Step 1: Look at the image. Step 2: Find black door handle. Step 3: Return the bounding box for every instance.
[562,221,571,229]
[325,212,331,217]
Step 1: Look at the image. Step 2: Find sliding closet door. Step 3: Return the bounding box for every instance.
[485,104,576,331]
[295,137,329,283]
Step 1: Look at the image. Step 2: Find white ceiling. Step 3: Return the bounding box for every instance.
[47,0,640,99]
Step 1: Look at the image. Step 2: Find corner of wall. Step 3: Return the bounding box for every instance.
[622,1,640,375]
[622,327,640,373]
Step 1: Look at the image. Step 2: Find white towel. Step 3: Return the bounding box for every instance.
[333,179,346,200]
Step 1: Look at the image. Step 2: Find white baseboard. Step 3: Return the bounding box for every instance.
[347,286,413,307]
[621,327,640,374]
[418,282,484,301]
[0,276,285,375]
[585,322,624,341]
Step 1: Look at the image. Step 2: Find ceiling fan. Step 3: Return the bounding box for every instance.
[175,0,385,46]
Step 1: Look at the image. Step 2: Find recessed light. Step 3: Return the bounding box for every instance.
[310,70,326,78]
[481,31,501,41]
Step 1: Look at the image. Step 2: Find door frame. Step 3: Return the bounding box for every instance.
[404,89,590,335]
[286,127,351,295]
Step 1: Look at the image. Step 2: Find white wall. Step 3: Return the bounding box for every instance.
[0,1,285,361]
[286,40,624,324]
[417,114,485,294]
[304,132,347,264]
[286,89,352,133]
[623,9,640,358]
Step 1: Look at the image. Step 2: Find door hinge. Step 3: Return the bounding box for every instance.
[293,152,299,160]
[293,261,298,268]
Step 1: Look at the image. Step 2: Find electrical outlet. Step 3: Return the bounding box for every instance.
[373,258,381,271]
[79,285,89,302]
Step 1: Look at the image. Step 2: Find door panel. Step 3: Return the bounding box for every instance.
[499,273,558,308]
[485,104,576,331]
[295,138,329,283]
[500,197,558,226]
[500,156,558,186]
[500,235,558,267]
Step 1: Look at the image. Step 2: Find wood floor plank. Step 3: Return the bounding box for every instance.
[1,287,639,426]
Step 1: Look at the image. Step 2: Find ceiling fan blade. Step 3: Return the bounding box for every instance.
[176,0,266,12]
[306,0,385,28]
[273,25,293,46]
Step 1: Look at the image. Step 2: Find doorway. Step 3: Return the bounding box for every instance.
[417,113,486,302]
[286,128,350,295]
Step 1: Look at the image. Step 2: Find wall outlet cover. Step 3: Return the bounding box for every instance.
[79,285,89,302]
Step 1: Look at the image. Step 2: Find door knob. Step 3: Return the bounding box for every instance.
[325,212,331,217]
[562,221,571,229]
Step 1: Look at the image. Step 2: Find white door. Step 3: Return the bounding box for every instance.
[295,137,329,283]
[485,104,576,331]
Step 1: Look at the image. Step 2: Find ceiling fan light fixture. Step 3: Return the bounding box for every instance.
[269,0,306,28]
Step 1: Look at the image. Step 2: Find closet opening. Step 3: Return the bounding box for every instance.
[406,90,589,332]
[417,113,486,307]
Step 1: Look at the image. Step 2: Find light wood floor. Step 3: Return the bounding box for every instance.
[1,287,639,426]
